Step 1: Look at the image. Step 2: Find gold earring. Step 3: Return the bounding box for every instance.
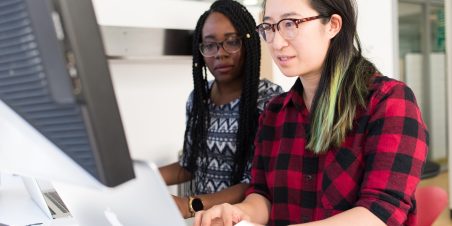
[246,33,251,39]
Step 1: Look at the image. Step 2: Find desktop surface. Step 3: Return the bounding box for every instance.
[53,161,187,226]
[0,170,194,226]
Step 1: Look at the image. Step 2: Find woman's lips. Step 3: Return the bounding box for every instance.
[214,65,234,73]
[277,55,295,66]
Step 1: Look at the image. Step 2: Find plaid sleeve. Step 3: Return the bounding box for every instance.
[356,82,428,226]
[179,91,194,170]
[245,109,272,201]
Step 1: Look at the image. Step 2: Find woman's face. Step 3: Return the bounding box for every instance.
[263,0,331,78]
[201,12,245,84]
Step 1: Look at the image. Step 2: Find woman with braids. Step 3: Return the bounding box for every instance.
[195,0,428,225]
[159,0,282,219]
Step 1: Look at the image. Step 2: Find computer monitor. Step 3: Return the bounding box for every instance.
[0,0,135,187]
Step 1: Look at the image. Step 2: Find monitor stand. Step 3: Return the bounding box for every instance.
[0,172,76,226]
[21,176,71,219]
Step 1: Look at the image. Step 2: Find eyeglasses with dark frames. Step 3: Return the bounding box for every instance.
[256,15,329,43]
[199,36,243,57]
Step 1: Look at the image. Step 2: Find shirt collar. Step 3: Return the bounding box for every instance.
[283,78,305,111]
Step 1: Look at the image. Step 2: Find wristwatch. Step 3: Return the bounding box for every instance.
[188,196,204,217]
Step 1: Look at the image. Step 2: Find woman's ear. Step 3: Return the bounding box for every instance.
[327,14,342,39]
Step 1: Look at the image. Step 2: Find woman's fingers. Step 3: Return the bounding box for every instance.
[193,203,241,226]
[193,210,206,226]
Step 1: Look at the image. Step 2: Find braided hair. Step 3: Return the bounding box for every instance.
[185,0,261,192]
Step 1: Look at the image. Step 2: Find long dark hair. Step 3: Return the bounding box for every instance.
[307,0,376,153]
[185,0,261,191]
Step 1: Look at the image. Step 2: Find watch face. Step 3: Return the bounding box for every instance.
[192,198,204,211]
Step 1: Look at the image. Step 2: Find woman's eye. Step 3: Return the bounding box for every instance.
[204,43,216,49]
[284,21,295,28]
[226,39,240,46]
[263,25,272,31]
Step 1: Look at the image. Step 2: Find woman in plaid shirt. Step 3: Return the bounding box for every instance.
[194,0,428,225]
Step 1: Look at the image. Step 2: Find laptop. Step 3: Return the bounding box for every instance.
[52,160,187,226]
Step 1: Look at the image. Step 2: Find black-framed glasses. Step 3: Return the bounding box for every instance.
[256,15,329,43]
[199,36,242,57]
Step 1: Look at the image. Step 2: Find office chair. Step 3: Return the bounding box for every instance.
[421,160,441,179]
[416,186,448,226]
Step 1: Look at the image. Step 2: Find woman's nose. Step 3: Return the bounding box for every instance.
[271,30,289,51]
[215,46,229,59]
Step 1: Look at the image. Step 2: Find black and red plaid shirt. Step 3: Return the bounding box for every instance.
[246,75,428,226]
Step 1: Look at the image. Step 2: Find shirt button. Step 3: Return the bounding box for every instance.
[305,174,313,181]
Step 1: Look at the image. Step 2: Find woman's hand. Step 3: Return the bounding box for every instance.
[173,195,191,219]
[193,203,253,226]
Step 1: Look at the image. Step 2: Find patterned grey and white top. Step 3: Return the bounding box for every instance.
[180,79,283,194]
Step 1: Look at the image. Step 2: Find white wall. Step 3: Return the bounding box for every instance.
[92,0,262,30]
[109,59,192,165]
[92,0,210,30]
[357,0,398,79]
[93,0,399,166]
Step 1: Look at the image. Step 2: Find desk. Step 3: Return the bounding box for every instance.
[0,173,77,226]
[0,173,194,226]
